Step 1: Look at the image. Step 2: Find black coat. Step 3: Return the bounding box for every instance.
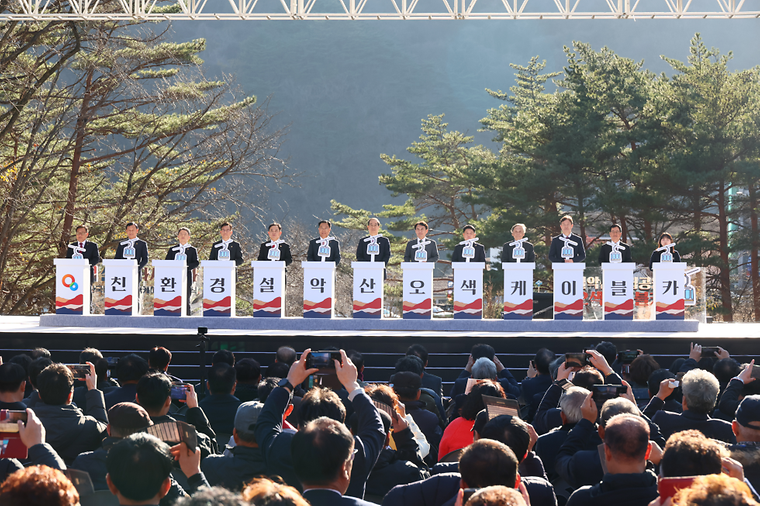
[306,237,341,264]
[66,240,101,283]
[356,236,391,265]
[403,239,439,263]
[0,443,65,484]
[115,238,149,270]
[303,490,377,506]
[565,470,659,506]
[502,241,536,263]
[209,240,244,266]
[201,445,268,491]
[257,241,293,266]
[548,234,585,264]
[648,248,682,271]
[165,244,200,282]
[450,243,486,263]
[648,397,736,443]
[598,242,633,264]
[421,372,443,400]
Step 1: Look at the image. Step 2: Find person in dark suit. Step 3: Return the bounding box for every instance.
[403,221,439,263]
[598,224,633,264]
[356,217,391,265]
[306,220,341,265]
[406,344,443,399]
[115,222,149,269]
[450,225,486,263]
[257,222,292,266]
[165,227,199,314]
[502,223,535,263]
[209,222,244,266]
[66,224,101,284]
[648,232,681,271]
[548,215,585,263]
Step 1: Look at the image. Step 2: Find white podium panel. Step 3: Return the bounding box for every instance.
[453,262,485,320]
[54,258,91,315]
[552,263,585,320]
[152,260,187,317]
[602,263,635,320]
[103,259,139,316]
[502,262,534,320]
[352,261,384,319]
[201,260,236,317]
[251,260,286,318]
[302,261,336,318]
[653,262,686,320]
[401,262,435,319]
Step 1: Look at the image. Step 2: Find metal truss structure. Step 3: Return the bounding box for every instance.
[3,0,757,20]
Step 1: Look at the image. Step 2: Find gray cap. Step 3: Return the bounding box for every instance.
[234,401,264,434]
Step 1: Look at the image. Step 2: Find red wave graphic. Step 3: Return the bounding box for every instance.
[656,300,685,312]
[204,296,231,308]
[154,295,182,309]
[504,300,533,311]
[56,294,83,307]
[604,299,634,311]
[254,297,282,309]
[353,298,382,310]
[454,300,483,311]
[304,298,332,310]
[105,295,132,306]
[555,299,584,311]
[403,300,432,312]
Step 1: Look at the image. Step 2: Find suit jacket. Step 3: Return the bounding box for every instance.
[450,243,486,263]
[165,244,200,279]
[115,238,149,270]
[502,240,536,263]
[598,242,633,264]
[548,234,585,264]
[403,239,439,263]
[566,471,658,506]
[421,372,443,399]
[648,248,681,271]
[66,240,100,283]
[307,237,341,264]
[648,398,736,443]
[209,240,244,266]
[257,241,293,266]
[356,236,391,265]
[303,489,376,506]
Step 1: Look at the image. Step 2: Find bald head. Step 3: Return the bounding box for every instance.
[604,414,649,462]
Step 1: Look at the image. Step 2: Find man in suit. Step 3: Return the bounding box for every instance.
[598,224,633,264]
[502,223,535,263]
[306,220,341,264]
[165,227,199,315]
[115,222,148,312]
[209,222,244,265]
[403,221,439,263]
[356,217,391,265]
[66,225,101,284]
[406,344,443,398]
[548,215,585,263]
[257,222,292,266]
[450,225,486,263]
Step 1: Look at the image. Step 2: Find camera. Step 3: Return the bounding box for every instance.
[305,350,342,373]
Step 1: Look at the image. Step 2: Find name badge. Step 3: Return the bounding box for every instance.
[124,247,136,259]
[218,250,230,260]
[318,245,331,258]
[414,249,427,262]
[462,247,475,259]
[73,253,84,260]
[175,254,187,261]
[267,248,280,260]
[561,246,574,259]
[512,247,525,260]
[366,243,380,256]
[661,252,673,263]
[610,251,622,263]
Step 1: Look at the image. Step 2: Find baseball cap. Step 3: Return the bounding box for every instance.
[235,401,264,434]
[736,395,760,430]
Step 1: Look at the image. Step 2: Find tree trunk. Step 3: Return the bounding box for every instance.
[748,180,760,321]
[717,179,733,321]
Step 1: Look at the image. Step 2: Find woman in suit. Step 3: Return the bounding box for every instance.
[649,232,681,271]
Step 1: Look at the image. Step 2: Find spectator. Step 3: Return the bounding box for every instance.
[213,350,236,367]
[199,362,241,435]
[627,354,659,407]
[439,380,505,460]
[149,347,175,375]
[266,362,291,379]
[174,487,248,506]
[242,477,310,506]
[30,348,51,359]
[449,344,519,399]
[520,348,556,420]
[0,363,27,409]
[407,344,443,398]
[0,465,79,506]
[32,362,108,464]
[23,356,52,408]
[669,474,759,506]
[478,415,549,483]
[647,369,681,414]
[648,368,736,443]
[234,358,262,402]
[659,430,724,478]
[472,357,498,380]
[255,349,384,498]
[0,408,66,483]
[8,353,32,397]
[347,350,366,383]
[276,346,297,366]
[395,355,445,424]
[718,359,760,420]
[533,362,603,435]
[73,347,116,411]
[465,486,528,506]
[105,353,149,409]
[391,371,442,454]
[594,342,618,373]
[728,395,760,491]
[565,414,657,506]
[257,377,280,403]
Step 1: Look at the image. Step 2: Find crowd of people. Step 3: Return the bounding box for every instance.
[1,340,758,506]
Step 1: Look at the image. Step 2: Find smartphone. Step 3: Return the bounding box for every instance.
[701,347,720,358]
[592,384,627,406]
[618,350,640,365]
[658,476,696,500]
[565,352,590,368]
[306,350,342,372]
[170,383,188,401]
[668,380,680,389]
[0,410,27,432]
[65,364,90,380]
[462,489,478,504]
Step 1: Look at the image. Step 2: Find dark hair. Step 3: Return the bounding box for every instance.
[125,222,139,229]
[257,378,280,403]
[220,222,232,230]
[572,366,605,391]
[37,364,74,406]
[347,350,364,371]
[414,221,429,230]
[268,223,282,231]
[276,346,296,365]
[106,434,174,502]
[463,224,476,233]
[714,358,741,385]
[76,225,89,233]
[235,358,261,383]
[459,439,518,489]
[297,387,346,426]
[136,373,172,413]
[175,487,248,506]
[471,344,495,361]
[30,348,51,359]
[648,368,677,399]
[406,344,429,366]
[669,357,686,375]
[604,414,650,461]
[609,224,622,232]
[534,348,555,375]
[9,354,32,373]
[317,220,331,228]
[657,232,674,247]
[0,363,26,393]
[394,355,424,376]
[291,417,354,486]
[208,363,236,395]
[595,342,617,366]
[79,347,102,365]
[560,215,573,225]
[28,357,53,388]
[212,350,235,366]
[660,430,723,478]
[629,354,660,386]
[480,415,531,462]
[116,354,149,383]
[149,347,172,371]
[391,371,422,400]
[266,362,290,379]
[461,380,506,420]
